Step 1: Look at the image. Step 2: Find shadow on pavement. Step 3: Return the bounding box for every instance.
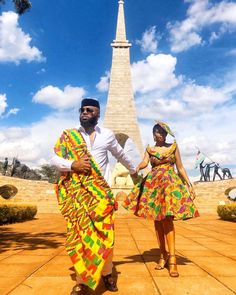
[114,248,192,266]
[0,227,66,253]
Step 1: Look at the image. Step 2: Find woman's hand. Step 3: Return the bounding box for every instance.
[188,185,196,200]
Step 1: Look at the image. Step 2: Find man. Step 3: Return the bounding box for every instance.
[222,167,233,180]
[194,151,206,181]
[51,98,137,294]
[2,157,8,175]
[205,162,215,181]
[213,163,222,181]
[10,157,20,177]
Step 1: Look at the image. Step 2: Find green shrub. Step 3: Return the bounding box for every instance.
[0,204,37,225]
[217,204,236,221]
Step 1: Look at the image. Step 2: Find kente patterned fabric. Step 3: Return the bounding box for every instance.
[54,129,116,290]
[155,121,175,137]
[123,141,199,220]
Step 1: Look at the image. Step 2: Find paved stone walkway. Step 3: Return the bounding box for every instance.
[0,208,236,295]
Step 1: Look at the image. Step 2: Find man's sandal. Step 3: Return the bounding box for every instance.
[102,274,118,292]
[70,284,89,295]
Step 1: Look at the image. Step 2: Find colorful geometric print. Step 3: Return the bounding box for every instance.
[54,129,116,290]
[123,141,199,221]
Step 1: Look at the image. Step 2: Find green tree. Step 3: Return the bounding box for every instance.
[0,0,31,15]
[39,164,60,184]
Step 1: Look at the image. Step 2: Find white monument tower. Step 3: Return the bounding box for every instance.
[103,0,143,155]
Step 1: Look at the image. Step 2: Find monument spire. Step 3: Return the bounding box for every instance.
[114,0,128,43]
[103,0,143,156]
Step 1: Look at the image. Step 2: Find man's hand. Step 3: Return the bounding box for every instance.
[71,155,91,174]
[131,172,138,179]
[131,172,140,184]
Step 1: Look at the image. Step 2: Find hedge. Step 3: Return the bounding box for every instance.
[0,204,37,225]
[217,204,236,221]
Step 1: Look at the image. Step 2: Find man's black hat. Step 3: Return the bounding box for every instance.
[81,98,100,109]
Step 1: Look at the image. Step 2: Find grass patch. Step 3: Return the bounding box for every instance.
[0,204,37,225]
[217,203,236,221]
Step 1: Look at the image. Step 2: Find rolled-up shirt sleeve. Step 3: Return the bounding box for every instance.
[107,131,136,174]
[50,154,73,172]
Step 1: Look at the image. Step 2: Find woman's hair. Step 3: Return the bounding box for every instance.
[153,124,167,136]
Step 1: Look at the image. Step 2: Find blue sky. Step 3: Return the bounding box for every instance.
[0,0,236,179]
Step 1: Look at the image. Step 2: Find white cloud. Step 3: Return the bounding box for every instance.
[0,93,7,115]
[131,50,233,121]
[36,68,46,74]
[136,80,232,121]
[136,97,186,120]
[136,26,159,54]
[129,52,236,174]
[132,53,180,93]
[96,71,110,92]
[0,93,20,118]
[0,112,78,167]
[4,108,20,117]
[97,53,180,95]
[182,83,230,110]
[168,0,236,52]
[32,85,86,110]
[0,11,44,63]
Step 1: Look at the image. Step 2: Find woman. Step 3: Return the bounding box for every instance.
[123,121,199,277]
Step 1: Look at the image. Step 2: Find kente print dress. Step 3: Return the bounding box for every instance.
[123,141,199,221]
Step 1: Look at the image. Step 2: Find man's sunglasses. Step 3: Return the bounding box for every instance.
[79,107,95,113]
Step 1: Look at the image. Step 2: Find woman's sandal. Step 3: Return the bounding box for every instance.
[155,255,169,270]
[168,255,179,277]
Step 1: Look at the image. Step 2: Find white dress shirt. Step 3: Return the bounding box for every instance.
[51,125,136,183]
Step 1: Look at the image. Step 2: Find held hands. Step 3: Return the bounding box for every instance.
[71,154,91,174]
[131,166,143,184]
[130,172,139,185]
[131,171,138,179]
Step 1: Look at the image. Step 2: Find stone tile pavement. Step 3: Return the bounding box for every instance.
[0,207,236,295]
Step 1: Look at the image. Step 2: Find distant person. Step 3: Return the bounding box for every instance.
[205,162,215,181]
[194,151,206,181]
[123,122,199,278]
[222,167,233,180]
[11,158,20,177]
[213,163,222,181]
[2,157,8,175]
[51,98,137,294]
[199,160,207,181]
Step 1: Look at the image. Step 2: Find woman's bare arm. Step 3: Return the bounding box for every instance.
[136,150,150,172]
[175,145,195,198]
[175,145,190,184]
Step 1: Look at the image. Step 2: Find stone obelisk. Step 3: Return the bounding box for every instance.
[103,0,143,155]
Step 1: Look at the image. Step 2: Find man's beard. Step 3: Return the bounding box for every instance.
[80,116,98,128]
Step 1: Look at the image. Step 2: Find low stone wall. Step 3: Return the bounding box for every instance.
[193,178,236,214]
[0,175,235,214]
[0,175,59,213]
